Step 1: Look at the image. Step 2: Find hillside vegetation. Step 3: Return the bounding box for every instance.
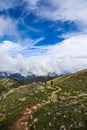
[30,69,87,130]
[0,78,22,95]
[54,69,87,89]
[0,69,87,130]
[0,81,55,130]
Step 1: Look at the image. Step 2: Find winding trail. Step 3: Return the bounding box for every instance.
[9,86,62,130]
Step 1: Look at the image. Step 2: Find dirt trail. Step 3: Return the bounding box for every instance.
[9,86,62,130]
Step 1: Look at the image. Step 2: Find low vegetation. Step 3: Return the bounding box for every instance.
[0,69,87,130]
[30,69,87,130]
[0,82,54,130]
[0,78,22,95]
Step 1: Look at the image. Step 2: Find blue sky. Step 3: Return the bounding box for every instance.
[0,0,87,76]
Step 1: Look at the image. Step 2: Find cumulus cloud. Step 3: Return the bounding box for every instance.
[46,34,87,57]
[0,34,87,76]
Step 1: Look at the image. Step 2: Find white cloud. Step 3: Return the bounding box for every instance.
[1,0,87,26]
[24,0,39,9]
[0,0,13,11]
[46,34,87,57]
[29,0,87,26]
[0,34,87,76]
[0,17,18,37]
[0,0,87,76]
[0,0,21,11]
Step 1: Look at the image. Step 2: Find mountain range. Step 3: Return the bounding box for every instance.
[0,72,56,83]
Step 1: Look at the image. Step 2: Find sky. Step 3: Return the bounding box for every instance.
[0,0,87,76]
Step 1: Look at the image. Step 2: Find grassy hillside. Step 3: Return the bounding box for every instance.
[54,69,87,88]
[0,69,87,130]
[30,69,87,130]
[0,82,55,130]
[0,78,22,95]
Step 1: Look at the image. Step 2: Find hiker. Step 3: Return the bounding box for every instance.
[44,81,47,86]
[50,80,53,86]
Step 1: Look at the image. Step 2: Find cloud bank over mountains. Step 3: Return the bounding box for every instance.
[0,34,87,76]
[0,0,87,76]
